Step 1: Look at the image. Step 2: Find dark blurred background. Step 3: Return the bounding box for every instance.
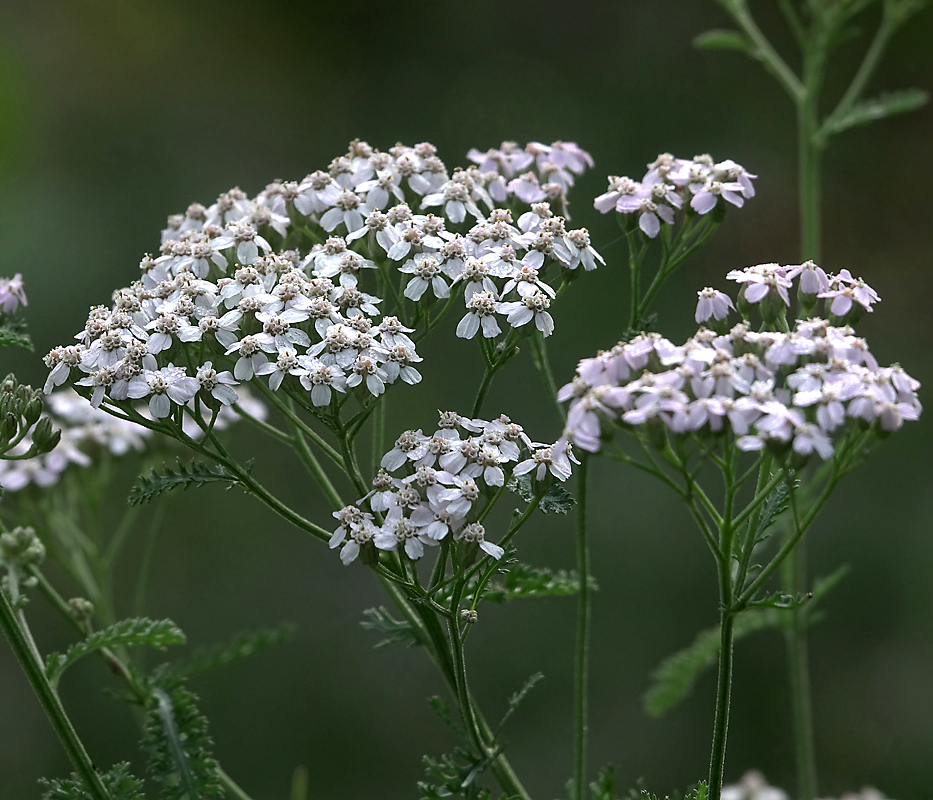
[1,1,931,798]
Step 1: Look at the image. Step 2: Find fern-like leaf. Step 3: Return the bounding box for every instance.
[360,606,420,648]
[643,610,778,717]
[0,315,33,351]
[129,460,241,506]
[46,618,185,689]
[141,678,223,800]
[40,762,145,800]
[825,88,928,137]
[161,624,294,680]
[507,475,575,515]
[483,563,594,603]
[497,672,544,733]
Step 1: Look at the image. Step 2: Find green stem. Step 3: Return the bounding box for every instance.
[783,542,818,800]
[0,589,111,800]
[572,455,590,800]
[708,608,736,800]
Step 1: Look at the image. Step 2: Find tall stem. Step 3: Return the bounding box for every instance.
[783,545,817,800]
[572,456,591,800]
[708,608,736,800]
[788,26,825,798]
[0,589,111,800]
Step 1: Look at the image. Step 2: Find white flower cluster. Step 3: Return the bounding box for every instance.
[466,140,594,215]
[0,273,27,314]
[561,265,921,462]
[0,389,264,493]
[722,771,895,800]
[329,411,575,565]
[46,141,602,411]
[595,153,757,237]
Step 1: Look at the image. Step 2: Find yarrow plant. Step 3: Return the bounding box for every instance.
[0,2,929,799]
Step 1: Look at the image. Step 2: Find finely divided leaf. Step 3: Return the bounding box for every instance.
[507,475,575,515]
[826,89,929,136]
[129,460,240,506]
[142,681,223,800]
[693,29,751,52]
[0,315,33,351]
[46,618,185,688]
[162,624,294,680]
[40,762,145,800]
[483,563,593,603]
[643,609,778,717]
[360,606,419,648]
[497,672,544,733]
[754,479,789,544]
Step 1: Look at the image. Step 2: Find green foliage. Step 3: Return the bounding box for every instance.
[141,680,223,800]
[622,781,707,800]
[496,672,544,733]
[0,314,32,350]
[693,29,750,52]
[507,475,575,514]
[45,618,185,689]
[753,479,789,544]
[418,747,503,800]
[825,88,929,136]
[428,695,468,741]
[40,762,145,800]
[482,562,593,604]
[360,606,420,648]
[161,623,295,680]
[129,460,241,506]
[643,610,778,717]
[589,765,618,800]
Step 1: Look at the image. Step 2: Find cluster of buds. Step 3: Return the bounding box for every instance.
[0,526,45,603]
[561,264,920,464]
[595,153,757,237]
[0,375,60,463]
[0,274,27,314]
[329,411,576,565]
[0,388,263,493]
[46,140,602,420]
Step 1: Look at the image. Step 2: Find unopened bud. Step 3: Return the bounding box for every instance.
[68,597,95,622]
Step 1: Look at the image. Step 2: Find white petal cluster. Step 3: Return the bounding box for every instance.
[0,273,27,314]
[562,266,920,462]
[329,411,575,565]
[47,141,602,409]
[595,153,757,237]
[0,388,264,493]
[721,771,789,800]
[466,140,594,215]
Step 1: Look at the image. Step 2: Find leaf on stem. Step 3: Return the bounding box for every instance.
[142,680,224,800]
[643,609,778,717]
[40,762,145,800]
[482,562,594,604]
[825,88,929,137]
[753,479,789,545]
[128,459,243,505]
[497,672,544,733]
[45,617,185,688]
[507,474,575,515]
[693,29,752,52]
[588,766,617,800]
[0,315,33,351]
[161,623,295,680]
[360,605,420,648]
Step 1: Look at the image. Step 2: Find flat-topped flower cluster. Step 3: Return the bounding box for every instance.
[561,263,921,462]
[595,153,757,237]
[0,389,264,493]
[330,411,575,565]
[44,140,602,417]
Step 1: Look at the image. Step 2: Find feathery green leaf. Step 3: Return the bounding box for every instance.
[129,460,241,506]
[46,618,185,688]
[162,624,294,680]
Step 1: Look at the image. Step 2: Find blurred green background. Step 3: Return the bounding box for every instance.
[1,1,931,798]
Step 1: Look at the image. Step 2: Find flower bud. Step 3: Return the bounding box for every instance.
[68,597,95,622]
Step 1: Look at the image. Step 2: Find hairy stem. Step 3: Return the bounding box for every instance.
[573,455,591,800]
[0,589,111,800]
